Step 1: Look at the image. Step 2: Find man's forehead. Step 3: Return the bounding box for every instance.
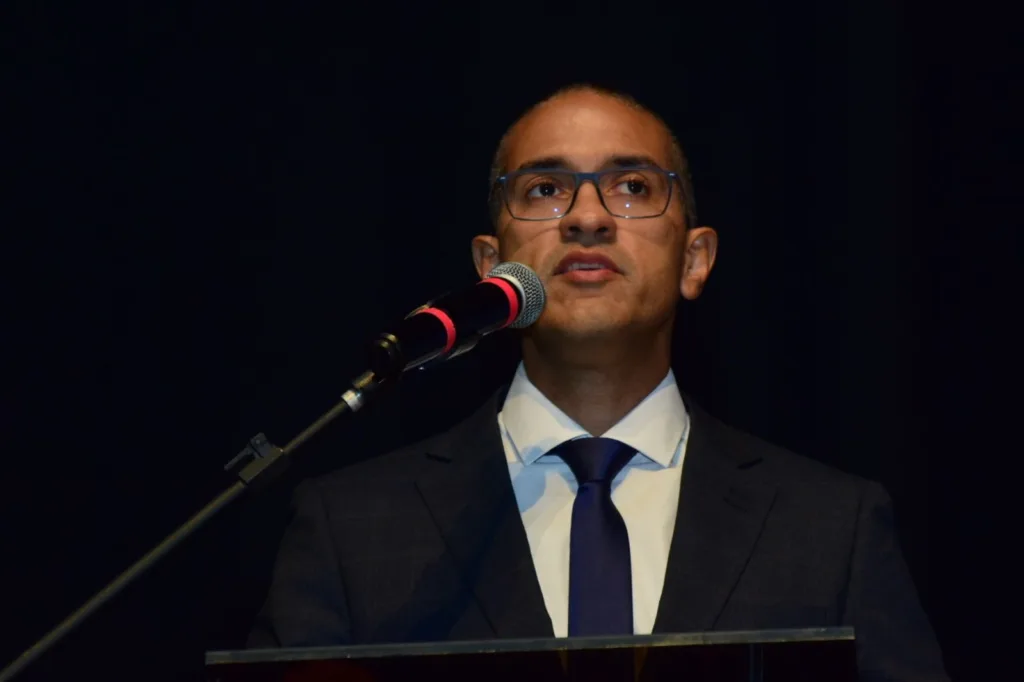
[504,94,672,171]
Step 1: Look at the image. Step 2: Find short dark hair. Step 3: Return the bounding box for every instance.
[487,84,698,231]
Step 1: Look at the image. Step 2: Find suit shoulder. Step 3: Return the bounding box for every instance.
[307,428,448,493]
[294,393,503,514]
[698,407,874,494]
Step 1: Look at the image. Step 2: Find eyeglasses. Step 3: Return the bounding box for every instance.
[496,166,679,221]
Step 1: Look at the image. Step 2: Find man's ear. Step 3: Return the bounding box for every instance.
[472,235,501,279]
[681,226,718,300]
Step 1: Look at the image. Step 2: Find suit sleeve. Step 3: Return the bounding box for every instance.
[843,482,948,682]
[247,480,352,647]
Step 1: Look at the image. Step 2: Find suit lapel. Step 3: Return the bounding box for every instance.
[413,388,775,638]
[653,401,777,633]
[415,388,554,639]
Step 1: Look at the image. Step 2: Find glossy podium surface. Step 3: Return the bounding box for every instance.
[206,627,856,681]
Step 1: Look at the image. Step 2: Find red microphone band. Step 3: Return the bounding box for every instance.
[417,278,518,357]
[480,277,520,328]
[418,307,456,353]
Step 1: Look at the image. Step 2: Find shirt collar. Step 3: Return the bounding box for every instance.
[499,362,688,469]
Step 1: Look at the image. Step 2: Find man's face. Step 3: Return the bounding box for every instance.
[473,91,715,342]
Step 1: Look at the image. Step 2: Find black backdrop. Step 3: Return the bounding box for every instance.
[3,2,1015,681]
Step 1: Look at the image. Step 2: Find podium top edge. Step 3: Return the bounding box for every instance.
[206,627,855,665]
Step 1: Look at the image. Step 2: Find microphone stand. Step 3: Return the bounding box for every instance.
[0,370,381,682]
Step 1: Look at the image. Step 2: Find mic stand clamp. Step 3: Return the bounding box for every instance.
[224,433,287,494]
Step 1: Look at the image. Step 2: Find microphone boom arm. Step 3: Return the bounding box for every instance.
[0,261,544,681]
[0,370,381,682]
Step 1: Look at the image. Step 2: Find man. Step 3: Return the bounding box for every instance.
[248,85,948,681]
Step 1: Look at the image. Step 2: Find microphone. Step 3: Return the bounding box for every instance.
[368,261,546,378]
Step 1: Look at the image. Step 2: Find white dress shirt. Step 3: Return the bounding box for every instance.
[497,362,690,637]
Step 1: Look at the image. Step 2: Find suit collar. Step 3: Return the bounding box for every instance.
[414,387,553,639]
[500,363,687,469]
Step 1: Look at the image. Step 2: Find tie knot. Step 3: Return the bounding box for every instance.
[552,437,636,487]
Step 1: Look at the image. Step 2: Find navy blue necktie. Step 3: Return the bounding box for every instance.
[553,437,636,637]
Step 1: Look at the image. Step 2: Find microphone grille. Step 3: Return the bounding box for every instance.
[486,261,547,328]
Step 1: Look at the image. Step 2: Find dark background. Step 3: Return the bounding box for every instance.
[3,2,1015,681]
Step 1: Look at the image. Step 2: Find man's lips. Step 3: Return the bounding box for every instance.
[552,252,622,284]
[557,267,619,283]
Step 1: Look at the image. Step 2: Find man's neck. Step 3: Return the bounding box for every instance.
[520,336,673,436]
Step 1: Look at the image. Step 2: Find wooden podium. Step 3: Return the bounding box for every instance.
[205,627,857,681]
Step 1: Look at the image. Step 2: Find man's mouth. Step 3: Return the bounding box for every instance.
[564,262,610,272]
[553,252,622,283]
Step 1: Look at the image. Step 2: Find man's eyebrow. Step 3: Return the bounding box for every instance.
[605,155,662,169]
[511,154,664,173]
[513,156,573,172]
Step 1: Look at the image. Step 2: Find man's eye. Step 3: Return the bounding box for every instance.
[614,178,649,195]
[526,181,565,199]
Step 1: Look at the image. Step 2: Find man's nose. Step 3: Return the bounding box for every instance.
[558,181,617,244]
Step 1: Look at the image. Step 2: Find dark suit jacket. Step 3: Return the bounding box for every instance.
[249,389,948,681]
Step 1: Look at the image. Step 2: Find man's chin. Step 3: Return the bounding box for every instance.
[534,315,631,340]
